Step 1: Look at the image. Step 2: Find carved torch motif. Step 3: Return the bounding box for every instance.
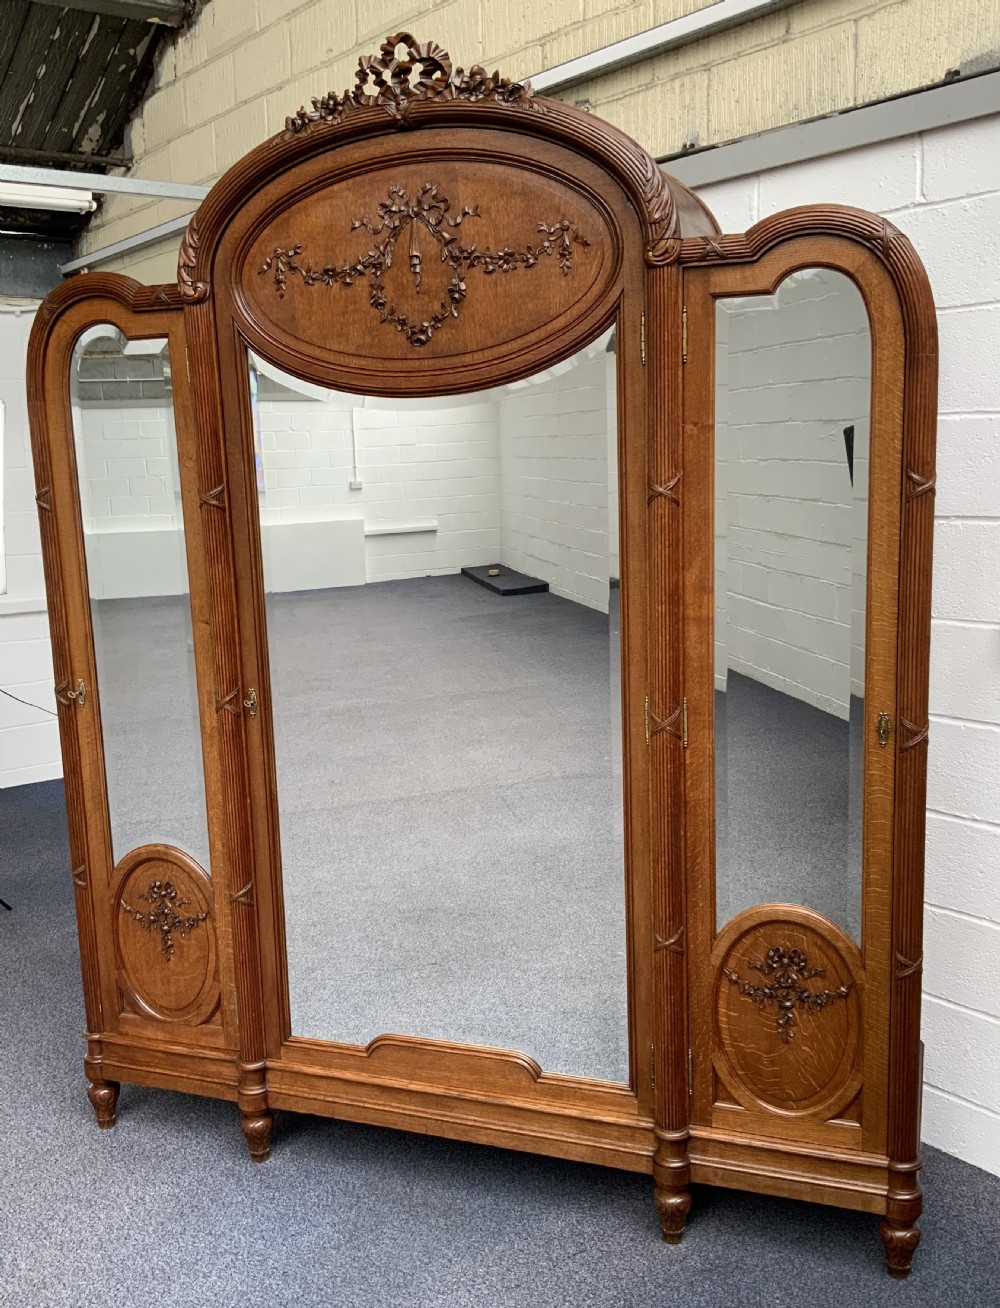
[724,945,852,1044]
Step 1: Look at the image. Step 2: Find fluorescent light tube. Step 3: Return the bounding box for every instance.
[0,182,97,213]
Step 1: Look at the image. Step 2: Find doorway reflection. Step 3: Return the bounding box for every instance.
[250,330,629,1082]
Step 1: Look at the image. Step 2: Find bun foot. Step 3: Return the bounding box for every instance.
[654,1187,692,1244]
[241,1110,273,1163]
[880,1219,920,1279]
[87,1079,120,1129]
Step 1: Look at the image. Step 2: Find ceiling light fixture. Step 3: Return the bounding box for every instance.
[0,181,97,214]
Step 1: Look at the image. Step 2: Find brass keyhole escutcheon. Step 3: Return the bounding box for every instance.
[243,687,258,718]
[876,711,891,748]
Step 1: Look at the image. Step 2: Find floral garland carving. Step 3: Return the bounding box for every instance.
[120,879,208,961]
[285,32,538,133]
[259,181,590,347]
[724,945,852,1044]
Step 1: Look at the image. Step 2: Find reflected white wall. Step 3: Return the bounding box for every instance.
[715,271,871,718]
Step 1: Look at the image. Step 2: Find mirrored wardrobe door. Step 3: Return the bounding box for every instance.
[244,329,632,1084]
[682,244,904,1154]
[713,270,870,943]
[70,326,210,866]
[65,319,220,1027]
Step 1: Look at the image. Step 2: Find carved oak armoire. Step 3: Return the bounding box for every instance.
[28,34,936,1279]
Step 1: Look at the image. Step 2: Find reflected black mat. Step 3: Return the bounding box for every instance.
[461,563,549,595]
[3,782,1000,1304]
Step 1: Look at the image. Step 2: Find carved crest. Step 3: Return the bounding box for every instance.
[258,181,591,347]
[724,945,852,1044]
[285,32,537,133]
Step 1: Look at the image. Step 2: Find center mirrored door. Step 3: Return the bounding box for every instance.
[246,330,629,1083]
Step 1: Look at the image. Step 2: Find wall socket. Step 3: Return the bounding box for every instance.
[349,479,363,490]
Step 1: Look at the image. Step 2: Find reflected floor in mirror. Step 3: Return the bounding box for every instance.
[715,672,863,941]
[91,594,209,865]
[272,573,628,1083]
[96,576,629,1084]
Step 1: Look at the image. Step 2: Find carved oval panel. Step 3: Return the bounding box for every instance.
[234,154,621,391]
[112,846,219,1025]
[712,906,863,1118]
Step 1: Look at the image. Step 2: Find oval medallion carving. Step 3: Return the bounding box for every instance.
[112,845,219,1025]
[712,907,863,1118]
[236,155,620,388]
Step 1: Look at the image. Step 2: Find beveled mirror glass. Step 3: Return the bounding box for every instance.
[714,270,870,941]
[248,329,629,1082]
[70,328,209,868]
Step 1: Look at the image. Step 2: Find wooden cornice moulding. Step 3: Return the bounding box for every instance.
[28,272,184,331]
[680,205,938,353]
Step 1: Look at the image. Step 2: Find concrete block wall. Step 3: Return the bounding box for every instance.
[697,113,1000,1177]
[79,0,1000,285]
[498,350,613,611]
[715,270,871,717]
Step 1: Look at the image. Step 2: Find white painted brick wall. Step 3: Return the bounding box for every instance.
[499,350,613,612]
[0,306,60,789]
[256,388,502,582]
[83,0,1000,285]
[58,349,615,610]
[75,404,183,533]
[253,349,613,594]
[715,271,871,716]
[697,113,1000,1177]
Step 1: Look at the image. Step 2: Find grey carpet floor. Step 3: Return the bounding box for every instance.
[89,579,885,1082]
[267,576,626,1079]
[716,673,864,941]
[93,576,629,1084]
[2,780,1000,1306]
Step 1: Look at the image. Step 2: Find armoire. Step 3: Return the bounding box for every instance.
[27,33,937,1279]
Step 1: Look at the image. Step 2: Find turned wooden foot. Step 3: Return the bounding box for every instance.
[880,1219,920,1279]
[87,1079,120,1129]
[654,1186,692,1244]
[241,1110,273,1162]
